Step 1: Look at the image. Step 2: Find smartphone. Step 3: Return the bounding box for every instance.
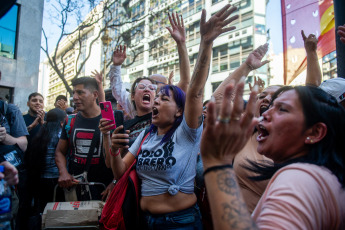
[114,110,125,134]
[100,101,115,129]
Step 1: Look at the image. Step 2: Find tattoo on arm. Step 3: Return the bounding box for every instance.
[190,56,209,88]
[217,171,239,195]
[217,170,258,230]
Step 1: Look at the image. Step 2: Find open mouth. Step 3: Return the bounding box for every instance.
[259,104,269,115]
[152,107,159,116]
[143,94,151,103]
[257,124,269,142]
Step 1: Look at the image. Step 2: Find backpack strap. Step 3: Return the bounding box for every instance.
[65,114,76,138]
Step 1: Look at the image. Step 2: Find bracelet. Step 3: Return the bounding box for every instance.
[110,148,120,157]
[245,61,254,71]
[203,164,233,177]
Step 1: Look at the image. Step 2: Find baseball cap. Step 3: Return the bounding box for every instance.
[319,78,345,103]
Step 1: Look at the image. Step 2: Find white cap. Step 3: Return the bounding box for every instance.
[319,78,345,103]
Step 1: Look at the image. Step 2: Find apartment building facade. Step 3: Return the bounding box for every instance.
[117,0,268,100]
[43,0,267,108]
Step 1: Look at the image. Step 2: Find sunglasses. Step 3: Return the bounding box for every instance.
[136,83,157,91]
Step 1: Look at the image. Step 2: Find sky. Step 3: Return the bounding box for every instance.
[266,0,283,54]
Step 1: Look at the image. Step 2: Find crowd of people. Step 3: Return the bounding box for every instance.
[1,4,345,230]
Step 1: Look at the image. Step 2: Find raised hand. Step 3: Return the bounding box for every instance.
[337,25,345,44]
[201,79,258,167]
[112,45,127,66]
[249,76,265,94]
[166,12,186,44]
[245,43,270,70]
[200,4,238,44]
[56,99,68,111]
[301,30,318,53]
[168,71,174,85]
[91,70,103,85]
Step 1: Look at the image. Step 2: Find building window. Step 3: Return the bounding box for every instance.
[0,4,19,59]
[211,81,221,92]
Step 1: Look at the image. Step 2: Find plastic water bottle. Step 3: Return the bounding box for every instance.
[0,165,12,230]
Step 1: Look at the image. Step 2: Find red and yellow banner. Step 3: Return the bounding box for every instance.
[281,0,335,85]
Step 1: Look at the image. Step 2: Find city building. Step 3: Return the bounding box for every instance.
[0,0,44,112]
[114,0,268,100]
[42,0,267,108]
[40,3,104,110]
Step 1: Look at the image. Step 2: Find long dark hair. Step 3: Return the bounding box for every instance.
[149,85,186,143]
[247,86,345,187]
[26,108,66,180]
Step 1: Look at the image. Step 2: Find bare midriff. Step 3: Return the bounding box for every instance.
[140,192,197,214]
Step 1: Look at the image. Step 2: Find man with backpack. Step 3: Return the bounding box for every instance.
[0,99,28,229]
[55,77,113,201]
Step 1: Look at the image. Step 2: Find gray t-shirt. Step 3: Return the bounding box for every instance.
[129,116,203,196]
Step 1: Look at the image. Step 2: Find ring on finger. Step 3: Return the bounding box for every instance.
[231,116,241,121]
[217,116,231,123]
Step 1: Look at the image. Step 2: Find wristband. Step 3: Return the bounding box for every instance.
[203,164,233,177]
[110,148,120,157]
[245,61,254,71]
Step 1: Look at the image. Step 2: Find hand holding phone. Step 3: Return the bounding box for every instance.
[100,101,115,129]
[114,110,125,134]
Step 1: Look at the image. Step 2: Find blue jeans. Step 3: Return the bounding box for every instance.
[144,204,203,230]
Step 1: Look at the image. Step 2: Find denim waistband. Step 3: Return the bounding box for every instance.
[145,203,199,218]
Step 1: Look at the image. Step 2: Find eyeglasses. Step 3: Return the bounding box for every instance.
[153,80,167,85]
[136,83,157,91]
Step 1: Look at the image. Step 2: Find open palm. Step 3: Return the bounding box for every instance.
[166,12,186,43]
[200,4,238,44]
[112,45,127,66]
[245,43,269,70]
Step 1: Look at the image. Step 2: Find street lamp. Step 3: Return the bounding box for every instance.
[101,28,112,88]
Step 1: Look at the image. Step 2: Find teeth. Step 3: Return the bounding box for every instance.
[257,133,265,141]
[258,125,266,130]
[143,94,150,101]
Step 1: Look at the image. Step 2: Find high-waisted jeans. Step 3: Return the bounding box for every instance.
[144,203,203,230]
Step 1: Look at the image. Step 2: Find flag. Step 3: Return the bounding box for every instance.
[281,0,335,85]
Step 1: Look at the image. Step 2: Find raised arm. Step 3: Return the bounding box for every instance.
[201,80,259,230]
[185,4,238,129]
[212,44,269,108]
[109,45,136,119]
[92,70,105,102]
[166,12,190,93]
[302,30,321,86]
